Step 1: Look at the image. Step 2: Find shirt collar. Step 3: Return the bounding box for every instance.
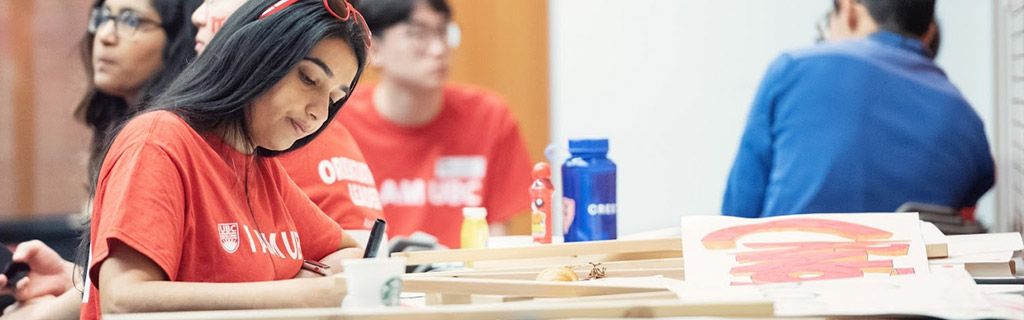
[868,31,927,56]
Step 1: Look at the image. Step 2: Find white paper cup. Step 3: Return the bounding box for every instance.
[341,257,406,308]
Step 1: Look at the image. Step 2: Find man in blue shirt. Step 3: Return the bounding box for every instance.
[722,0,994,218]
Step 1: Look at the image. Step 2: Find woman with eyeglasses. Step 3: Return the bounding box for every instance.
[76,0,370,317]
[0,0,200,318]
[77,0,200,149]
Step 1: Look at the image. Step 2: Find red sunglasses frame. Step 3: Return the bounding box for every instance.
[258,0,371,49]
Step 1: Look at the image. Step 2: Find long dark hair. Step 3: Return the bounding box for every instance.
[75,0,200,193]
[76,0,370,284]
[150,0,368,157]
[71,0,199,291]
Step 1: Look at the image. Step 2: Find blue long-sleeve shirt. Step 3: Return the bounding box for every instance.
[722,31,995,218]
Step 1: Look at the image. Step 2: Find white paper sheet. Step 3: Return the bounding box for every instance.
[920,221,947,244]
[672,270,997,319]
[930,250,1014,264]
[680,213,930,286]
[946,232,1024,256]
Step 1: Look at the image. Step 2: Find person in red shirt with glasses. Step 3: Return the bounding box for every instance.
[77,0,372,318]
[343,0,534,249]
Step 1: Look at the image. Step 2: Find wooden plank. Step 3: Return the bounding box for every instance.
[964,262,1015,278]
[427,294,517,305]
[464,247,679,270]
[391,238,682,265]
[501,290,680,305]
[107,309,342,320]
[427,268,685,281]
[335,275,667,298]
[340,299,773,320]
[425,293,472,305]
[399,277,666,297]
[108,299,774,320]
[926,242,948,259]
[416,257,685,275]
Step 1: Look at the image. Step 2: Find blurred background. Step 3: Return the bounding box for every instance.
[0,0,1020,238]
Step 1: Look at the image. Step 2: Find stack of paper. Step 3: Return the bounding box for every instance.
[929,232,1023,278]
[677,213,1022,319]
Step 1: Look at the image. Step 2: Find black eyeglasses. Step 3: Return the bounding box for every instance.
[400,21,461,51]
[88,7,162,38]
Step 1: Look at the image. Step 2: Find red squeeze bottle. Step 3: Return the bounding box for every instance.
[530,162,554,244]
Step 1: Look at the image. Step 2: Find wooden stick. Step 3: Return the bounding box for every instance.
[501,290,681,305]
[108,299,774,320]
[425,293,471,305]
[391,238,682,265]
[426,268,685,281]
[335,275,667,298]
[926,242,948,258]
[399,277,666,297]
[467,250,681,270]
[339,299,774,320]
[413,257,686,276]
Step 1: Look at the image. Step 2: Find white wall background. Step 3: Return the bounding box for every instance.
[549,0,996,235]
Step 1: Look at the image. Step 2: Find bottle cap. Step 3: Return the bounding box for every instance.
[532,162,551,180]
[462,207,488,219]
[568,139,609,154]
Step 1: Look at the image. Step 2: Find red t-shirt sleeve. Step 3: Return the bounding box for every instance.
[278,167,344,261]
[484,105,534,224]
[90,141,187,285]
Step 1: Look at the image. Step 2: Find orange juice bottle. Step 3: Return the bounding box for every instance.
[460,207,489,250]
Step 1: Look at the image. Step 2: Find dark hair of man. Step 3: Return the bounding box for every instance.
[353,0,451,36]
[74,0,201,177]
[928,20,940,58]
[858,0,936,37]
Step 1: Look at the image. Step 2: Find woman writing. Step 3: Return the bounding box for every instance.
[81,0,370,317]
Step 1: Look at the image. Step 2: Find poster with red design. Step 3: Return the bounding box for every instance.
[681,213,929,286]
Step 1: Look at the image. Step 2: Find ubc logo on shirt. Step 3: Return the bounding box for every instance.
[217,222,305,260]
[218,223,240,253]
[379,156,486,207]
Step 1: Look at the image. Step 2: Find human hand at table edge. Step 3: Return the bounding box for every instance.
[1,286,82,320]
[324,231,365,273]
[0,240,76,301]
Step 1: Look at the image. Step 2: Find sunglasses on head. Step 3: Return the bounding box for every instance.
[258,0,371,49]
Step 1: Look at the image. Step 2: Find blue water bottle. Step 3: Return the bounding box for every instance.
[561,139,616,242]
